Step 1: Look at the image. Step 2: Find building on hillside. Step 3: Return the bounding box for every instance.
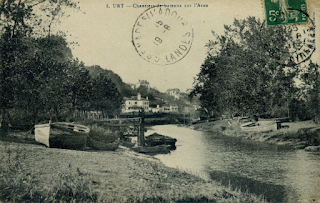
[122,93,149,113]
[128,83,136,90]
[162,105,179,113]
[128,80,151,90]
[169,105,179,113]
[136,80,150,89]
[150,105,162,113]
[166,88,180,99]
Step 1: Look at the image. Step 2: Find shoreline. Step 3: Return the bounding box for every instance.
[191,119,320,152]
[0,139,264,202]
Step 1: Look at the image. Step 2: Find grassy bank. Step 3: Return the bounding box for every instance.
[0,139,265,203]
[192,119,319,150]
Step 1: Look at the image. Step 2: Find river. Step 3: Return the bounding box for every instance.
[145,125,320,202]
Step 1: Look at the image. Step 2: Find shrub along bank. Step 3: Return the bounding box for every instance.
[192,119,319,151]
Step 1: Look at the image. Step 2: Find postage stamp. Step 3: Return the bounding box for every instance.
[132,6,193,65]
[264,0,308,27]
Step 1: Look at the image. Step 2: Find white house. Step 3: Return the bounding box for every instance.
[162,105,179,113]
[150,105,162,113]
[166,88,180,99]
[169,105,179,113]
[136,80,150,89]
[122,93,149,113]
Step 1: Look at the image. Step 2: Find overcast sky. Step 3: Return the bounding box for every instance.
[58,0,320,92]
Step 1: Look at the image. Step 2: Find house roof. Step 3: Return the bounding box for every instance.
[138,80,150,85]
[167,88,180,92]
[123,96,148,101]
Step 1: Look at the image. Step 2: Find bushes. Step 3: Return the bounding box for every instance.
[88,124,120,143]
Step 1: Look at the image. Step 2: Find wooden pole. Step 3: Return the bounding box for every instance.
[138,109,145,146]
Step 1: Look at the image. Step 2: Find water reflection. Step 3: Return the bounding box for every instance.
[147,125,210,180]
[284,150,320,202]
[149,125,320,202]
[208,170,289,202]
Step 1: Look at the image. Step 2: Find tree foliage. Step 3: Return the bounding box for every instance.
[299,61,320,122]
[90,73,122,115]
[190,17,308,119]
[0,1,122,133]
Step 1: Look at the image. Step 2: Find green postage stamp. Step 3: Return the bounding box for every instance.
[264,0,308,27]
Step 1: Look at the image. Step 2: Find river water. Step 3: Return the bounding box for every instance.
[145,125,320,202]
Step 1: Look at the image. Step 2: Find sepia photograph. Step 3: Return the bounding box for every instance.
[0,0,319,202]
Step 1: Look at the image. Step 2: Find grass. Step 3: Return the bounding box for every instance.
[0,142,97,203]
[0,140,266,203]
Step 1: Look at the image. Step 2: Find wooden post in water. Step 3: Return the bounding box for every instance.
[138,109,145,147]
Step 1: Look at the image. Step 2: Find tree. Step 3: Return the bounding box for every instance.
[190,17,297,118]
[6,35,77,125]
[90,73,122,116]
[299,61,320,123]
[0,0,77,134]
[84,65,136,98]
[67,61,92,113]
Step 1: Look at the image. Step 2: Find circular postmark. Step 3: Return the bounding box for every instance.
[284,24,315,66]
[263,11,315,67]
[132,6,193,65]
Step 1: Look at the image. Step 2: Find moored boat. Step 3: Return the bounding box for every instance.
[145,133,177,149]
[132,145,171,154]
[240,121,278,132]
[123,126,138,137]
[35,122,90,149]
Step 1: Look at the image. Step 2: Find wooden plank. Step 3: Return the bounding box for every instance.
[106,123,140,127]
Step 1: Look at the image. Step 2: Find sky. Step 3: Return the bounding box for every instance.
[57,0,320,92]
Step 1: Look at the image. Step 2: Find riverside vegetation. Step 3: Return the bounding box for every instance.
[192,119,319,151]
[0,123,266,203]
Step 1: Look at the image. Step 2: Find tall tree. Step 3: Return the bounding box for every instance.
[299,61,320,123]
[90,73,122,116]
[190,17,297,118]
[0,0,77,134]
[67,60,92,113]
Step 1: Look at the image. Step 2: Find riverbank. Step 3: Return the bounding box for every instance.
[192,119,319,151]
[0,139,265,202]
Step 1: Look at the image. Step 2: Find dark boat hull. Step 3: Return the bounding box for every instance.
[132,145,171,154]
[145,133,177,149]
[35,122,89,149]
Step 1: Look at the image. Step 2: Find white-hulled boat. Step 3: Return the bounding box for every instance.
[35,122,90,149]
[240,121,278,132]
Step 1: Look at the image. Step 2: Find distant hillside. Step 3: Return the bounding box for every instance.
[84,65,135,97]
[83,65,195,113]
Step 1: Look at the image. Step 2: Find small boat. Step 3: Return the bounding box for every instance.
[120,137,136,148]
[145,133,177,149]
[35,122,90,149]
[123,126,138,137]
[87,137,119,151]
[274,117,290,123]
[240,121,278,132]
[132,145,171,154]
[120,141,136,148]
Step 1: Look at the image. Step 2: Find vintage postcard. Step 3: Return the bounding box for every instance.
[0,0,319,202]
